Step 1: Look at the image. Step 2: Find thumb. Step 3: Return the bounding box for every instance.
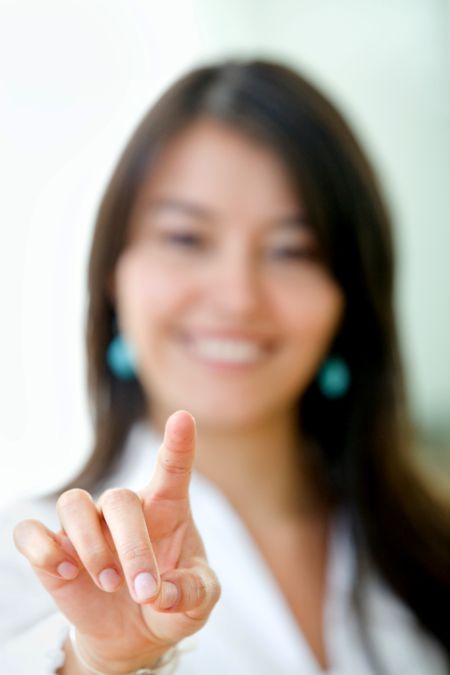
[152,563,221,618]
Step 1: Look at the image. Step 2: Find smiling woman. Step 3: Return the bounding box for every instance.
[1,57,449,675]
[112,117,344,433]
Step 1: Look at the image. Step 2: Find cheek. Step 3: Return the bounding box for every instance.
[115,250,193,335]
[141,269,180,309]
[274,275,344,348]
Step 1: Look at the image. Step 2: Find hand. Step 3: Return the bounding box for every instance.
[13,410,221,673]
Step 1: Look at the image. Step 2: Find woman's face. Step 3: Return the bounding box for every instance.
[113,117,344,430]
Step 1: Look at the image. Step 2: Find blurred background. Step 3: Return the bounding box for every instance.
[0,0,449,507]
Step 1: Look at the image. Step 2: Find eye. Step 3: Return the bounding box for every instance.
[269,245,319,261]
[159,229,205,249]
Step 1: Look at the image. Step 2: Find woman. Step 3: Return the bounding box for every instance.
[1,58,449,674]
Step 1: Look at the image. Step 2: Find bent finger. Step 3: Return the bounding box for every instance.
[57,488,124,593]
[153,563,221,617]
[98,487,160,603]
[13,519,81,581]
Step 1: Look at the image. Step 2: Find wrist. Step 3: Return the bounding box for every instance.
[68,625,179,675]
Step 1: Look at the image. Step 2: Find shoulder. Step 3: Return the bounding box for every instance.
[334,511,449,674]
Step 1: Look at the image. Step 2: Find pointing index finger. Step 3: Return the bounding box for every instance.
[145,410,196,501]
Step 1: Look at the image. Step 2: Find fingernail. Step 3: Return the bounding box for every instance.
[99,567,121,592]
[57,561,79,580]
[134,572,157,601]
[160,581,179,609]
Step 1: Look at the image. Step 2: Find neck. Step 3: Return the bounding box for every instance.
[149,405,328,524]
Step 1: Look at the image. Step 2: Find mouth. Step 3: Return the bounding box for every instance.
[177,332,275,369]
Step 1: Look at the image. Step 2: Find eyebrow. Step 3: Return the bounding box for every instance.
[144,197,308,227]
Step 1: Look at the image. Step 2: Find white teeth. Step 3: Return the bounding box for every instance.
[190,338,265,363]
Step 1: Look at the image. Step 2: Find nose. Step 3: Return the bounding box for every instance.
[206,244,264,319]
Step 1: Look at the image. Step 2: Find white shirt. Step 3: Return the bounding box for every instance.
[0,420,447,674]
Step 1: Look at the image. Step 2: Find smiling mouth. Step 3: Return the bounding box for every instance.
[178,333,274,367]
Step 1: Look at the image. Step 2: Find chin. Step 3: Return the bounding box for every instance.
[171,394,284,432]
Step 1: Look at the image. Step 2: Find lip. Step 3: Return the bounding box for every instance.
[176,329,276,371]
[177,328,276,348]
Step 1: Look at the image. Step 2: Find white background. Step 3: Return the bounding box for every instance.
[1,0,449,508]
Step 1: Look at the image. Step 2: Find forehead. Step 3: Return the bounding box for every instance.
[132,117,303,222]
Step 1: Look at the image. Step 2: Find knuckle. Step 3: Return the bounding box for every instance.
[80,542,110,570]
[184,573,207,607]
[194,568,221,608]
[158,454,190,476]
[120,542,150,564]
[13,522,56,567]
[12,519,35,550]
[211,577,222,605]
[196,580,208,605]
[29,540,56,568]
[57,488,92,512]
[99,488,139,512]
[13,518,34,537]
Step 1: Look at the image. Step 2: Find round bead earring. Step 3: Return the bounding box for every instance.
[106,316,137,380]
[317,356,350,399]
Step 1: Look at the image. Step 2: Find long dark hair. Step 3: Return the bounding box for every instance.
[50,58,450,670]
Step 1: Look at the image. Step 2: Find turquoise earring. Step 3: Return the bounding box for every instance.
[318,356,350,399]
[106,330,137,380]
